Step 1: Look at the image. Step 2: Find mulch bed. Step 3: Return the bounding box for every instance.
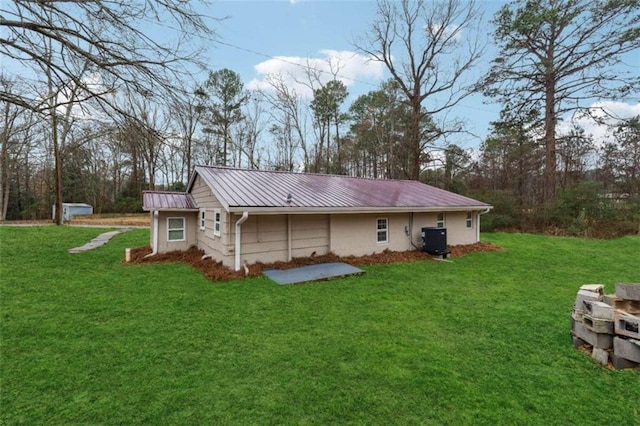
[128,242,503,282]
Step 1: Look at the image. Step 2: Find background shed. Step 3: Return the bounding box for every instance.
[52,203,94,221]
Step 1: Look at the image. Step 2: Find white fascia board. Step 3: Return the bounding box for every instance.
[142,208,199,212]
[227,205,493,215]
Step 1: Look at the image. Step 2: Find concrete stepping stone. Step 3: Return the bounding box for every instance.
[68,229,129,253]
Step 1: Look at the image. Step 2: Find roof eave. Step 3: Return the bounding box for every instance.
[226,205,493,215]
[142,207,199,212]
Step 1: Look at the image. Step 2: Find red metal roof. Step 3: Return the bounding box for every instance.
[143,191,197,211]
[191,166,490,211]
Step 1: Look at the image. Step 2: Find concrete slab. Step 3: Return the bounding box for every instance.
[612,354,639,370]
[615,283,640,301]
[583,314,614,334]
[580,284,604,295]
[591,348,609,366]
[573,321,613,349]
[574,290,602,311]
[263,262,364,285]
[615,311,640,340]
[614,337,640,363]
[583,301,614,320]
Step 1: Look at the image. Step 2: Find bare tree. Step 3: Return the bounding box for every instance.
[261,74,312,171]
[355,0,484,180]
[170,85,207,180]
[1,0,214,114]
[0,77,38,220]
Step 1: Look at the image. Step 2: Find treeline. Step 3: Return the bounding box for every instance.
[1,0,638,237]
[2,71,638,237]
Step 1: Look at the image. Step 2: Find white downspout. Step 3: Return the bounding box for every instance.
[477,208,491,242]
[235,211,249,271]
[145,210,159,258]
[287,214,292,262]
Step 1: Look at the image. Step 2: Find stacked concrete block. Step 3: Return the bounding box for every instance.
[571,283,640,369]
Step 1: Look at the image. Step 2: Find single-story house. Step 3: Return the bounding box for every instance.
[142,166,492,271]
[52,202,94,222]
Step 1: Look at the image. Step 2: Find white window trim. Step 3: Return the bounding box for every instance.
[437,212,445,228]
[199,208,206,231]
[466,212,473,229]
[376,217,388,244]
[213,208,221,237]
[167,217,186,242]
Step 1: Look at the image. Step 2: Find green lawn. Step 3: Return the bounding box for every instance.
[1,226,638,425]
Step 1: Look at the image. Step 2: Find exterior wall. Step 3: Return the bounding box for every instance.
[151,194,480,263]
[231,214,330,266]
[412,211,478,246]
[443,211,477,246]
[291,214,330,258]
[190,175,230,262]
[156,211,197,252]
[330,213,414,257]
[330,211,479,257]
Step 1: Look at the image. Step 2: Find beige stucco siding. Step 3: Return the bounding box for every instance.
[156,211,197,252]
[411,211,477,246]
[330,211,479,257]
[330,213,414,257]
[444,211,476,245]
[237,215,288,265]
[291,214,330,258]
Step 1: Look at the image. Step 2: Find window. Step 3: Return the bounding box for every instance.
[167,217,185,241]
[214,208,221,237]
[377,217,388,243]
[466,212,473,229]
[436,212,445,228]
[199,209,206,231]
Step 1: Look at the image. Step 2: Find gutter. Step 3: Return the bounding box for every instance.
[145,210,159,258]
[227,205,492,215]
[234,211,249,271]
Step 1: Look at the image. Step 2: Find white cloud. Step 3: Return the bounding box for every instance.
[426,24,462,42]
[247,49,385,97]
[562,101,640,147]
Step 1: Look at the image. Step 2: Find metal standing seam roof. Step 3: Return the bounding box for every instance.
[143,191,197,211]
[187,166,491,211]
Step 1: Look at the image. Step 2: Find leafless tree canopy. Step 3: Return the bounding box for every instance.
[354,0,484,180]
[0,0,214,113]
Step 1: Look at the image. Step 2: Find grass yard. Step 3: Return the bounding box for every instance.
[1,227,639,425]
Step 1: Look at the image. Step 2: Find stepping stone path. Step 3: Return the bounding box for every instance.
[68,229,130,253]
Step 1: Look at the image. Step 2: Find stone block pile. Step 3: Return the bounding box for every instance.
[571,283,640,369]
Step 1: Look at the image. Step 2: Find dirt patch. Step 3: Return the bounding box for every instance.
[128,242,503,282]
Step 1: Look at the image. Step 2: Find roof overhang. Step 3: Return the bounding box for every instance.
[226,205,493,215]
[142,208,199,212]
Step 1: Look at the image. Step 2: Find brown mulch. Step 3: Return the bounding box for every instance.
[128,241,503,282]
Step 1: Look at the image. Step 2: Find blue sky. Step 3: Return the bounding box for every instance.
[201,0,506,149]
[198,0,639,152]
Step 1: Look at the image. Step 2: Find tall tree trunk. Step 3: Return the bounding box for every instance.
[52,113,62,225]
[543,73,557,203]
[410,97,421,181]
